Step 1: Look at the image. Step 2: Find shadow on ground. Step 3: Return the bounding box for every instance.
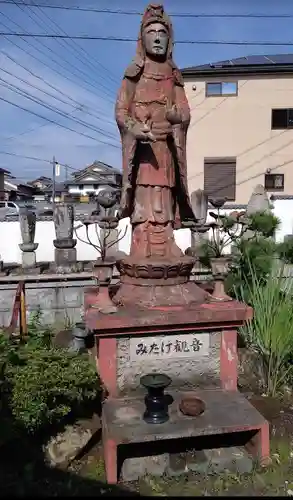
[0,409,140,497]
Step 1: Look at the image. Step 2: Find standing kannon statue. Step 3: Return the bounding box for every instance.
[115,3,208,307]
[116,3,196,260]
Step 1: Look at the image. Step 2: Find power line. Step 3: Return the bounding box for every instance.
[1,109,78,142]
[0,150,117,175]
[0,94,120,148]
[11,0,117,98]
[2,51,114,125]
[0,77,119,142]
[21,0,119,86]
[1,2,293,19]
[0,32,292,45]
[0,12,115,103]
[1,49,115,126]
[1,145,290,206]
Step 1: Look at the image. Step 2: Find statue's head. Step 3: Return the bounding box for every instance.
[138,4,173,61]
[143,21,169,57]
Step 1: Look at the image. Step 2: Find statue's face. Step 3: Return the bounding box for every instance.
[143,22,169,57]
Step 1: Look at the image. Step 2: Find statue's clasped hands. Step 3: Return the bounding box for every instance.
[131,122,156,143]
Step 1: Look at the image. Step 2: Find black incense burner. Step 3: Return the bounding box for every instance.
[140,373,172,424]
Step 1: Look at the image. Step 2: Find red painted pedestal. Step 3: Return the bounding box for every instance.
[85,292,270,484]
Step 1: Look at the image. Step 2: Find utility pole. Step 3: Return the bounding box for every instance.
[52,155,56,206]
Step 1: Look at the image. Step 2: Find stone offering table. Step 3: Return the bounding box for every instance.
[102,390,269,484]
[85,297,270,484]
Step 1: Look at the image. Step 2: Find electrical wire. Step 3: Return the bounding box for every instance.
[1,108,79,142]
[0,31,292,46]
[1,49,116,126]
[11,0,117,99]
[0,94,120,148]
[0,77,119,143]
[0,11,116,102]
[7,154,293,198]
[21,0,119,85]
[1,2,293,19]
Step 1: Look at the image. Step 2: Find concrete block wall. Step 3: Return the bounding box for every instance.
[0,279,95,327]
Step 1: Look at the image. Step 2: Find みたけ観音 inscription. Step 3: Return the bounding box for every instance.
[130,333,210,361]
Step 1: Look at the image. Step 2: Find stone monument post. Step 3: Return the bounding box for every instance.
[19,208,38,269]
[53,203,77,272]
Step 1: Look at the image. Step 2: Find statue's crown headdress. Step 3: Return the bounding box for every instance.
[141,4,169,30]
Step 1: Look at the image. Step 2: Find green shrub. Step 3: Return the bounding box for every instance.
[198,210,280,296]
[11,346,99,433]
[227,237,276,300]
[238,264,293,396]
[277,237,293,264]
[247,211,280,238]
[0,313,100,435]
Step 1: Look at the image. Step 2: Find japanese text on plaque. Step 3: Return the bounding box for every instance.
[136,337,204,356]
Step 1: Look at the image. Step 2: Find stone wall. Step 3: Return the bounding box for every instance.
[117,331,221,393]
[0,277,95,327]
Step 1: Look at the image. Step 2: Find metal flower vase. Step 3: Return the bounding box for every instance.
[210,256,232,301]
[93,257,117,314]
[74,188,127,315]
[140,373,172,424]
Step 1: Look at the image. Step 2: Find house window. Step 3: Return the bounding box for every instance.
[264,173,284,191]
[78,184,83,190]
[204,157,236,201]
[206,81,238,97]
[271,109,293,129]
[93,184,98,189]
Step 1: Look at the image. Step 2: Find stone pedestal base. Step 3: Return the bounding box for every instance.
[22,251,36,268]
[115,281,209,308]
[115,255,209,307]
[54,248,77,273]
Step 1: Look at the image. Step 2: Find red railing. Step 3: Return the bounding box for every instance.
[6,281,27,338]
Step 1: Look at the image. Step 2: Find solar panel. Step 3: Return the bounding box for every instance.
[270,54,293,64]
[230,56,251,66]
[248,55,268,64]
[182,52,293,73]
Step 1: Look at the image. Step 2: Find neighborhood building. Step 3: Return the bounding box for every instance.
[11,161,122,203]
[182,54,293,204]
[66,161,122,202]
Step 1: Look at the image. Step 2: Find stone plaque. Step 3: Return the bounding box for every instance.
[130,333,210,361]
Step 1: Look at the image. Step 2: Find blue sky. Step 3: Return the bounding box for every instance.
[1,0,293,182]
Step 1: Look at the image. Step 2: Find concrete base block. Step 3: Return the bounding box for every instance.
[121,454,169,482]
[54,248,77,267]
[186,446,253,475]
[167,452,188,477]
[22,251,36,268]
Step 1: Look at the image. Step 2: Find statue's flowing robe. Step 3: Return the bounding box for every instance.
[115,61,195,229]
